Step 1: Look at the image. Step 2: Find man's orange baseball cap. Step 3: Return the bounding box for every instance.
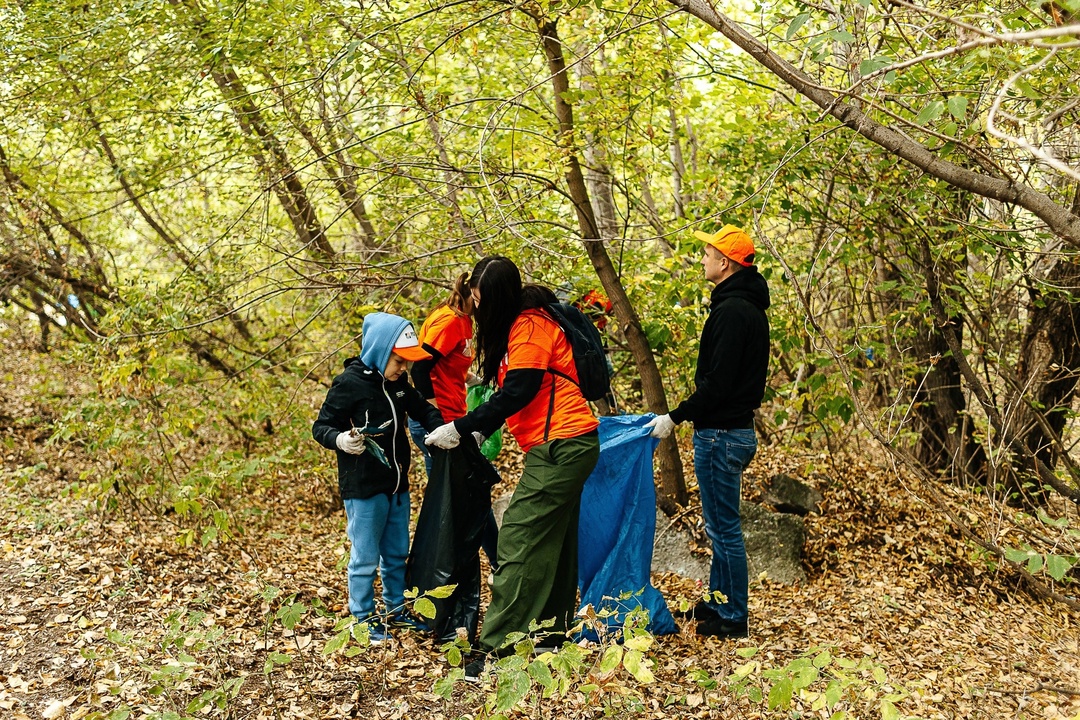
[694,224,755,267]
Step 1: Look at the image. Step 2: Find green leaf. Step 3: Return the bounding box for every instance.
[527,659,557,691]
[1044,554,1074,582]
[267,651,291,666]
[881,698,900,720]
[1027,553,1044,574]
[623,649,655,683]
[786,13,811,40]
[736,646,759,658]
[425,584,457,599]
[859,56,893,76]
[598,644,623,674]
[276,602,305,630]
[322,627,349,655]
[732,660,759,679]
[1004,546,1030,563]
[494,668,531,712]
[916,101,945,125]
[415,597,437,619]
[830,30,856,43]
[947,96,968,120]
[768,676,793,709]
[826,680,843,708]
[793,664,819,690]
[434,669,462,698]
[446,645,461,666]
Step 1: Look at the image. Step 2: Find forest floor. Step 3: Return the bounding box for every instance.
[1,334,1078,720]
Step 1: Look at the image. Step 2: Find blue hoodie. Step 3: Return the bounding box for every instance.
[360,312,413,376]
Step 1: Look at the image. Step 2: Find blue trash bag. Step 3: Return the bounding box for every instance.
[577,414,677,638]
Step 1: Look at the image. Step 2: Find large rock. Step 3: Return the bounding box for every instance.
[741,501,806,584]
[651,501,806,585]
[763,473,824,516]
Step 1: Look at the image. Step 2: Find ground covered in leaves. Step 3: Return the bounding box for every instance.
[1,337,1078,720]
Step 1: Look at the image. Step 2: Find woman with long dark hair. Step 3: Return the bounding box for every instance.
[425,256,600,679]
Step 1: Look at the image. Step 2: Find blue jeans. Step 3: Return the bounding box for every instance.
[693,427,757,623]
[343,493,411,620]
[409,418,433,476]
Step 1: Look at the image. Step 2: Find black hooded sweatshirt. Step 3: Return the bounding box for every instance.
[312,357,444,500]
[669,266,770,429]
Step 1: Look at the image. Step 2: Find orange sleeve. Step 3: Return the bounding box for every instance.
[421,307,466,357]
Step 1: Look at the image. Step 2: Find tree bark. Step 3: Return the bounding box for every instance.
[536,17,688,511]
[264,74,379,253]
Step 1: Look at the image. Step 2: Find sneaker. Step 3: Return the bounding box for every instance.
[357,617,391,645]
[673,600,719,621]
[463,654,488,683]
[388,611,430,633]
[695,616,748,639]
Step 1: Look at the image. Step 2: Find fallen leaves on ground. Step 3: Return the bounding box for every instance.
[1,337,1078,719]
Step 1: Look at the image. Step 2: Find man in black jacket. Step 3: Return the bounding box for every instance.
[645,224,770,640]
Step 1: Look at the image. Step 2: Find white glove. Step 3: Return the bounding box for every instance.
[336,431,367,455]
[425,422,461,449]
[471,431,485,447]
[465,372,483,388]
[645,414,676,439]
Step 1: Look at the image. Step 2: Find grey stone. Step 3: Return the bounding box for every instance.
[651,502,806,585]
[763,473,824,516]
[741,501,807,585]
[652,510,711,581]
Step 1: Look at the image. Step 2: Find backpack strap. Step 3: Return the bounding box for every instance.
[541,310,583,442]
[544,377,556,443]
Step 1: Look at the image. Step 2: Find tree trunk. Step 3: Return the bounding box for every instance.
[169,0,335,260]
[920,236,1080,506]
[1007,254,1080,504]
[536,17,688,511]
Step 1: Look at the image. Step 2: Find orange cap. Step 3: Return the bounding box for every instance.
[693,224,755,267]
[391,326,431,362]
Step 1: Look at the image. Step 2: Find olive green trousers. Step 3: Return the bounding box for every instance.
[478,431,600,653]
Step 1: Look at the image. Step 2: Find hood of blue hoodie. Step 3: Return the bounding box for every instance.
[360,312,415,376]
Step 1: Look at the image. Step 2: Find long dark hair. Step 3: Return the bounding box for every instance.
[470,256,522,381]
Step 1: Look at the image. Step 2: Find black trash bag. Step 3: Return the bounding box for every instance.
[406,438,499,645]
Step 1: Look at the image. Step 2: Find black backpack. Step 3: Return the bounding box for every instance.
[545,302,611,402]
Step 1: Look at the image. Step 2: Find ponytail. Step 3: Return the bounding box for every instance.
[446,272,472,314]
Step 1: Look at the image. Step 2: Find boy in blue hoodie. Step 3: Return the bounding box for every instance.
[313,313,444,642]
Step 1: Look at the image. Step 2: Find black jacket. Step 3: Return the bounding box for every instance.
[312,357,444,500]
[669,267,770,429]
